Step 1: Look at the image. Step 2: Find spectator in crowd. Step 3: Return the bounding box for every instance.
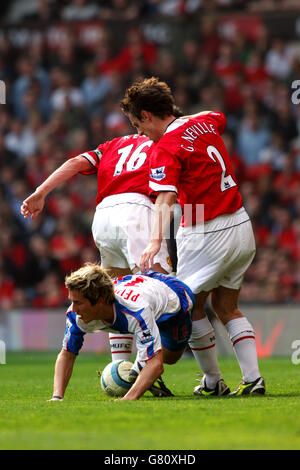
[11,56,50,122]
[0,131,21,168]
[98,0,141,21]
[81,61,112,114]
[264,38,294,81]
[99,26,157,79]
[49,68,84,113]
[60,0,100,22]
[236,109,271,167]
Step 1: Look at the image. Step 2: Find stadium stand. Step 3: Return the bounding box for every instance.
[0,0,299,311]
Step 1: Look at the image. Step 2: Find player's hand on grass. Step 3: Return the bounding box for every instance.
[47,396,64,402]
[113,397,135,402]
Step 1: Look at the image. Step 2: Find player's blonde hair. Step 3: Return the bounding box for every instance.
[65,263,115,305]
[120,76,175,120]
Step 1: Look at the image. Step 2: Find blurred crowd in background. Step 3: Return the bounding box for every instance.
[0,0,300,311]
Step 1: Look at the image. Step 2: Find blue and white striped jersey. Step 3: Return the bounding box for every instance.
[63,272,194,362]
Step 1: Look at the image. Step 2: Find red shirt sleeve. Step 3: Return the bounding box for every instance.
[79,146,103,175]
[149,144,181,197]
[206,111,227,135]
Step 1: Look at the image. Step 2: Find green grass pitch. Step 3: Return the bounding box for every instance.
[1,352,300,450]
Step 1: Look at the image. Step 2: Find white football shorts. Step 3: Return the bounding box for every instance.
[176,207,256,293]
[92,193,171,272]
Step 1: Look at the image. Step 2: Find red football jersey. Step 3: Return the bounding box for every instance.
[149,112,243,226]
[80,134,153,205]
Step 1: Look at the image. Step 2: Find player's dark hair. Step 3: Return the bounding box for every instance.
[173,105,184,118]
[120,77,175,120]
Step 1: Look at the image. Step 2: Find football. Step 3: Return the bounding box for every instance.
[100,360,134,397]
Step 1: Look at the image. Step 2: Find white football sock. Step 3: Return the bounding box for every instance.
[108,333,133,361]
[225,317,260,383]
[188,317,222,389]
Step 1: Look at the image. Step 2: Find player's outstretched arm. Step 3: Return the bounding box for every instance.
[117,351,164,401]
[48,349,77,401]
[21,155,93,220]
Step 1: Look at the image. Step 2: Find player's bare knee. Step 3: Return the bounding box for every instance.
[210,296,224,317]
[218,308,243,325]
[163,349,183,365]
[222,308,244,325]
[164,357,177,365]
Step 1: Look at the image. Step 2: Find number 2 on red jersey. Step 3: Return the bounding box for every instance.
[207,145,237,192]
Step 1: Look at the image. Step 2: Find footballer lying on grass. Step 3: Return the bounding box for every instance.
[48,263,194,401]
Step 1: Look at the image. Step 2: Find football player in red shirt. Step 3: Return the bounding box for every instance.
[21,132,174,396]
[120,77,265,397]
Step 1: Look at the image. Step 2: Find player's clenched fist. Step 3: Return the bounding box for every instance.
[21,191,45,220]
